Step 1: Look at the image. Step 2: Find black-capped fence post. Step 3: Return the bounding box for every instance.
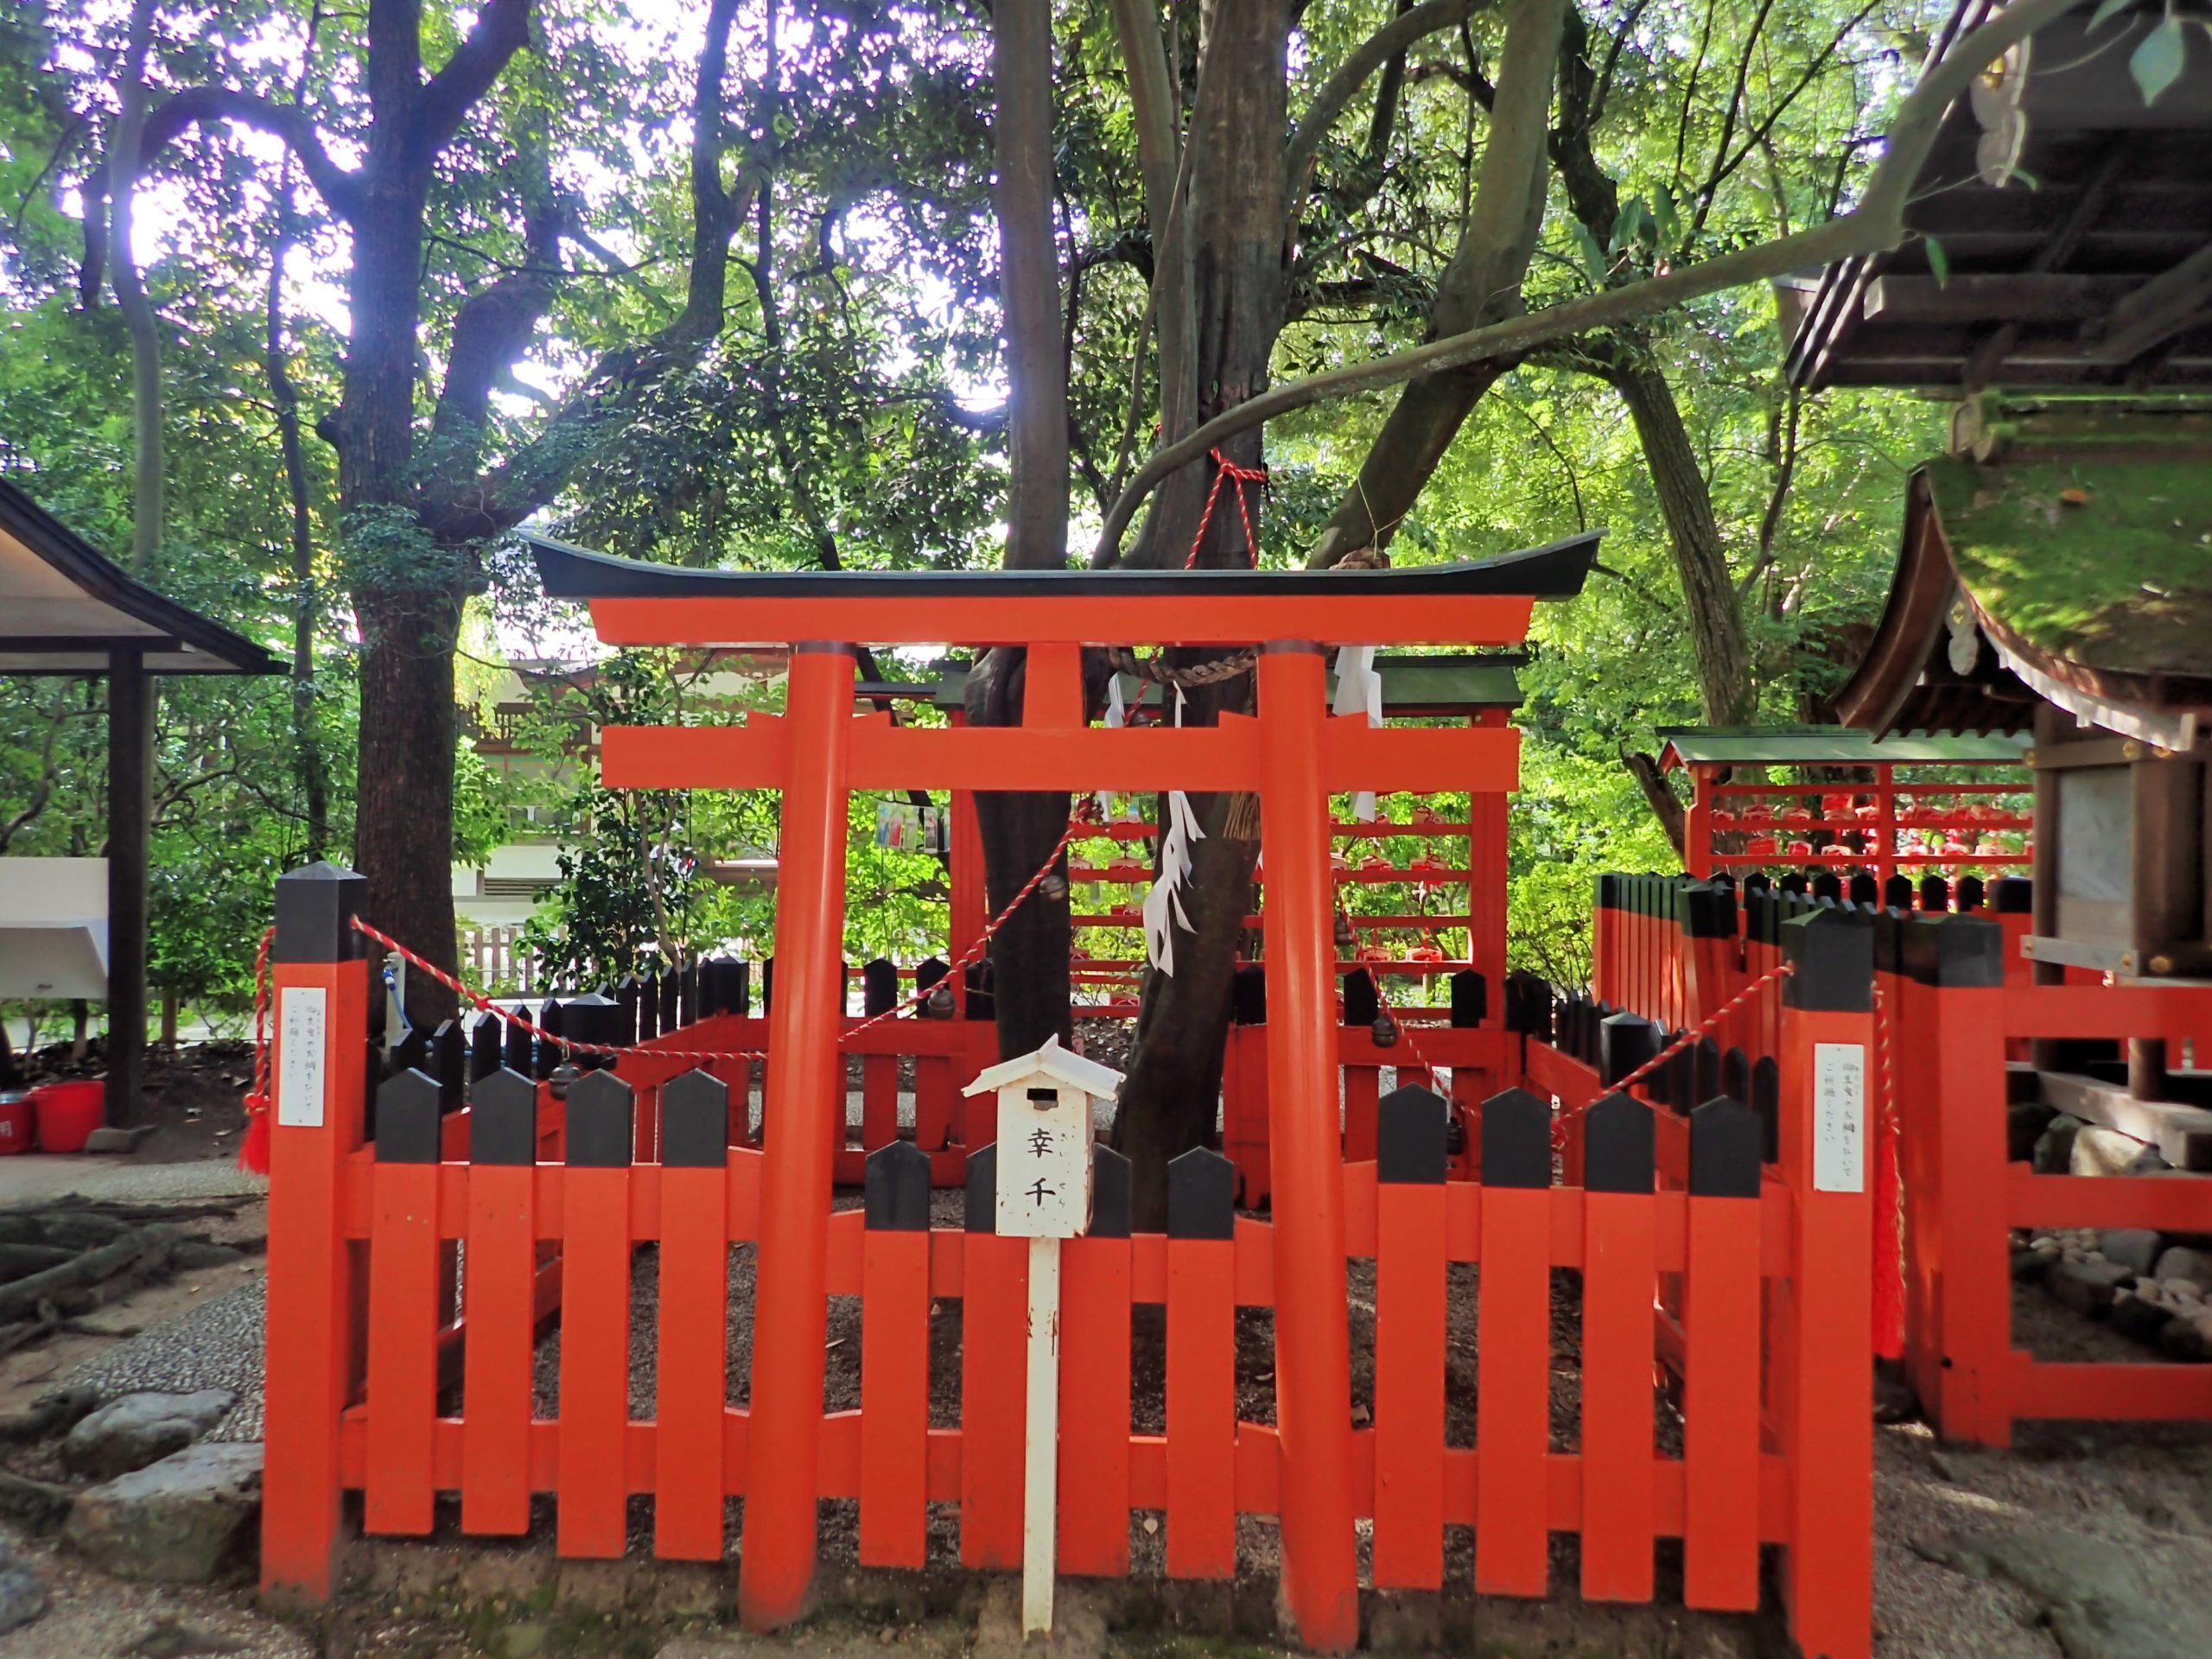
[1771,904,1878,1630]
[862,958,900,1020]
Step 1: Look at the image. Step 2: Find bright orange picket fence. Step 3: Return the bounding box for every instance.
[261,550,1872,1659]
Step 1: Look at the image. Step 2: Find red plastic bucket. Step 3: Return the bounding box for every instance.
[0,1094,32,1156]
[30,1081,103,1154]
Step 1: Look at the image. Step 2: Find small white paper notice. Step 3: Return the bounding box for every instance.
[1814,1041,1866,1193]
[277,986,328,1128]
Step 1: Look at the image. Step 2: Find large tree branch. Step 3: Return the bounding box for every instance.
[1106,0,1194,455]
[418,0,746,543]
[416,0,535,168]
[138,87,362,219]
[1092,0,2079,565]
[1284,0,1478,223]
[1304,0,1561,568]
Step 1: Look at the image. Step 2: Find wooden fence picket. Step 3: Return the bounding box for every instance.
[1474,1088,1551,1597]
[1683,1096,1764,1610]
[1579,1091,1656,1603]
[365,1070,441,1536]
[860,1141,931,1568]
[461,1067,538,1536]
[1059,1148,1134,1575]
[1372,1084,1447,1591]
[558,1071,635,1557]
[1165,1147,1236,1580]
[656,1070,731,1560]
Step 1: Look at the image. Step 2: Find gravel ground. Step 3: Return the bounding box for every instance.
[63,1279,270,1442]
[0,1523,312,1659]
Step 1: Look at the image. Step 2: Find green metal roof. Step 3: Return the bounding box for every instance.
[1657,724,2028,767]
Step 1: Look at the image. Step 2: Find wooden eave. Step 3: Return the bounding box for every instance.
[1788,0,2212,394]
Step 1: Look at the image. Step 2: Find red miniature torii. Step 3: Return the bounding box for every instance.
[524,531,1597,1641]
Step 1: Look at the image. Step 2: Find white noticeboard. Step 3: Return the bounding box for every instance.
[277,986,328,1128]
[1813,1041,1865,1193]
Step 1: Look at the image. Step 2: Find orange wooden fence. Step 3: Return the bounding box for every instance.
[1881,912,2212,1443]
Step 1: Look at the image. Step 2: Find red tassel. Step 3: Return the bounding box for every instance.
[239,1097,271,1175]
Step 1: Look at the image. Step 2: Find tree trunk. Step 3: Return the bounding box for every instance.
[1602,349,1758,725]
[972,0,1077,1063]
[353,587,464,1023]
[1107,0,1294,1228]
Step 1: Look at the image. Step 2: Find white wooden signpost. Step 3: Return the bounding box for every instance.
[962,1035,1125,1639]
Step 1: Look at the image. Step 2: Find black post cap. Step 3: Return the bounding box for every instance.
[274,861,370,964]
[1688,1096,1762,1197]
[663,1069,729,1167]
[1991,875,2033,915]
[1599,1010,1662,1086]
[566,1070,634,1167]
[1903,912,2005,988]
[1167,1147,1236,1239]
[1449,969,1485,1029]
[1583,1093,1654,1194]
[865,1140,931,1230]
[501,1013,532,1077]
[1811,872,1843,904]
[1918,874,1950,913]
[1342,968,1379,1030]
[1955,874,1986,912]
[862,958,900,1019]
[374,1069,442,1165]
[914,957,950,1019]
[1683,881,1738,942]
[964,1143,998,1233]
[1377,1084,1449,1184]
[470,1014,503,1082]
[1090,1146,1133,1238]
[1480,1087,1551,1189]
[1751,1056,1780,1163]
[470,1067,538,1166]
[1781,907,1874,1013]
[1883,875,1915,912]
[1722,1046,1750,1105]
[1847,872,1879,908]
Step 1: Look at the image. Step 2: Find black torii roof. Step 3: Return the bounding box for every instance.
[1788,0,2212,392]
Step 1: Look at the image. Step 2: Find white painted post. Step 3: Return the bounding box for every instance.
[959,1036,1123,1643]
[1023,1231,1062,1638]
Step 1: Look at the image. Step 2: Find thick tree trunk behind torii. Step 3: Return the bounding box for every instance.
[971,0,1076,1060]
[1103,0,1295,1230]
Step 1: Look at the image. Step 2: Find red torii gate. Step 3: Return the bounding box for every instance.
[523,534,1596,1640]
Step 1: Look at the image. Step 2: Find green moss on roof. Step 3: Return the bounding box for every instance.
[1924,456,2212,678]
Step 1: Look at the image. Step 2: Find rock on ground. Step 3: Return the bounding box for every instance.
[2100,1229,2164,1276]
[63,1389,237,1481]
[64,1441,263,1584]
[0,1538,44,1636]
[2154,1244,2212,1292]
[2035,1113,2086,1173]
[1915,1522,2191,1659]
[2048,1256,2133,1318]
